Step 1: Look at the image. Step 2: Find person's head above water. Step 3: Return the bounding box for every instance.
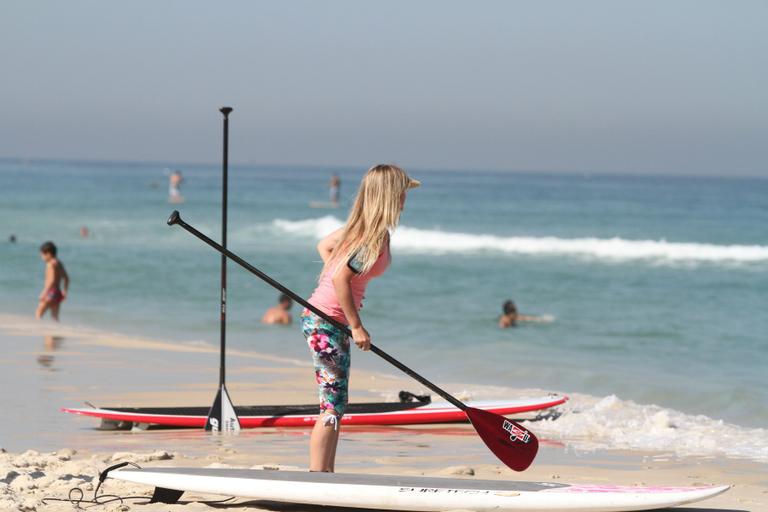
[328,164,420,274]
[279,293,293,310]
[40,241,57,261]
[503,300,518,316]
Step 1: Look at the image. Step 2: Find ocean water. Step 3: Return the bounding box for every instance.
[1,159,766,452]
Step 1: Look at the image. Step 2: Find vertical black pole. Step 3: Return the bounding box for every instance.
[219,106,231,388]
[206,106,240,432]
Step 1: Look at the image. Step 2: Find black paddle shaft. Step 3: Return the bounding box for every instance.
[167,210,467,411]
[219,107,232,387]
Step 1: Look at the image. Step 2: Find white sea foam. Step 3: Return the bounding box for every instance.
[522,392,768,463]
[273,216,345,239]
[273,216,768,264]
[446,385,768,463]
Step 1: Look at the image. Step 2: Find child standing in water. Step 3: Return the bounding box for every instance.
[302,164,420,472]
[36,241,69,321]
[329,173,341,205]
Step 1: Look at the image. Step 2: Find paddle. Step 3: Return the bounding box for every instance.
[207,107,241,432]
[167,210,539,471]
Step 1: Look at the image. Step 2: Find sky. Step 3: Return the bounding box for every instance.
[1,1,766,176]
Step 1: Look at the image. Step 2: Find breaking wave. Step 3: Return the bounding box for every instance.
[273,216,768,264]
[450,385,768,463]
[525,392,768,463]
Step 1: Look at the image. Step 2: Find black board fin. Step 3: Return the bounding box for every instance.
[149,486,184,504]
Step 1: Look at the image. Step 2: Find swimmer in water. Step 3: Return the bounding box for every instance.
[498,300,547,328]
[36,241,70,321]
[261,294,293,325]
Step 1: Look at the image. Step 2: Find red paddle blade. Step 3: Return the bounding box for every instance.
[465,407,538,472]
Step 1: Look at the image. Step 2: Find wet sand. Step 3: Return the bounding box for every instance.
[0,314,765,511]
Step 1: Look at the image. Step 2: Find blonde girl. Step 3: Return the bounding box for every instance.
[301,164,420,472]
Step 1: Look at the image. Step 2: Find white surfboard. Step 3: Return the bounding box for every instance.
[110,467,729,511]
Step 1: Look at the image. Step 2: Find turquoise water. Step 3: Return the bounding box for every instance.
[1,159,766,430]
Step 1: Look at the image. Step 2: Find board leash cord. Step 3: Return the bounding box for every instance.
[41,461,236,509]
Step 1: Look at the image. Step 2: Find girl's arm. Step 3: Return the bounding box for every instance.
[332,264,370,351]
[316,228,344,264]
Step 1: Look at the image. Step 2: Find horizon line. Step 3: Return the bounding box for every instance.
[0,155,765,180]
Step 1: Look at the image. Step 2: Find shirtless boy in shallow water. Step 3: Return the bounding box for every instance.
[36,241,69,321]
[261,294,293,325]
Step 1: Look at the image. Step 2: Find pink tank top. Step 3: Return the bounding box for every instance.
[308,242,391,324]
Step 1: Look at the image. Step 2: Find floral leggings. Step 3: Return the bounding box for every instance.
[301,309,350,418]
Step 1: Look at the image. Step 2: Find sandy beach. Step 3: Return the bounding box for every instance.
[3,1,767,509]
[1,316,765,511]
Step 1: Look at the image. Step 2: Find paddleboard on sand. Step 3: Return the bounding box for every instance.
[62,395,567,429]
[110,467,729,511]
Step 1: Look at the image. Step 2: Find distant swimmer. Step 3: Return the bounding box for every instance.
[498,300,550,328]
[261,293,293,325]
[36,241,70,321]
[309,174,342,208]
[9,234,16,243]
[169,169,184,203]
[329,173,341,205]
[80,226,89,238]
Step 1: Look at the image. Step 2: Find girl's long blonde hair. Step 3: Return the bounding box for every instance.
[326,164,417,275]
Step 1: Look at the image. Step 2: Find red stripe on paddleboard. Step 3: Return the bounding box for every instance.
[62,396,568,428]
